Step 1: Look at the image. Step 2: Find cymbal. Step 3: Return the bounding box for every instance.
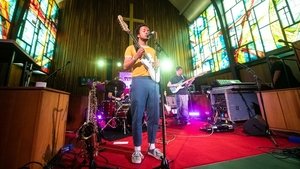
[106,80,126,93]
[87,81,105,92]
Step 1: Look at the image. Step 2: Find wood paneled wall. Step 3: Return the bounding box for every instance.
[53,0,190,95]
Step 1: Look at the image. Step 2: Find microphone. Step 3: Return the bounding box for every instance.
[148,31,156,38]
[43,61,71,82]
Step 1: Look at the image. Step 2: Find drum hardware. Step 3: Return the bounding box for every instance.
[97,78,131,135]
[99,100,131,135]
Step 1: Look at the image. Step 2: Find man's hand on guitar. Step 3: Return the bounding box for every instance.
[134,48,144,60]
[168,83,179,88]
[186,77,195,87]
[152,59,160,69]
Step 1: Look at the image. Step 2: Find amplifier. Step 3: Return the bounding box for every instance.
[211,86,259,122]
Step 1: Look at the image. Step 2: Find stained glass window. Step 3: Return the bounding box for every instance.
[276,0,300,42]
[190,0,300,74]
[223,0,300,63]
[189,4,229,75]
[0,0,17,39]
[16,0,59,73]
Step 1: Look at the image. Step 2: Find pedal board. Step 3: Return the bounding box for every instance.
[202,122,234,132]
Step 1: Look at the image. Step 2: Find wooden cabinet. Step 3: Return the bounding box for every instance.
[0,87,69,169]
[257,88,300,133]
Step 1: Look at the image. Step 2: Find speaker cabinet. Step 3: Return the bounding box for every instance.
[189,93,212,117]
[211,87,259,122]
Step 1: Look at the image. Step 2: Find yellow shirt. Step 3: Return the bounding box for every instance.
[124,45,157,77]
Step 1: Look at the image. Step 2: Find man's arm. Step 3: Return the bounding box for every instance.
[123,47,144,70]
[186,77,195,87]
[273,70,281,85]
[107,92,122,101]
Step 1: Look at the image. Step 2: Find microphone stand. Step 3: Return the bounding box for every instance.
[153,37,173,169]
[237,63,278,147]
[43,61,71,82]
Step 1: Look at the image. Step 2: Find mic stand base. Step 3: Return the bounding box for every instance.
[154,157,173,169]
[153,96,173,169]
[266,129,278,147]
[257,89,278,147]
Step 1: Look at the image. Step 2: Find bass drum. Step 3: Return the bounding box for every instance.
[102,100,116,118]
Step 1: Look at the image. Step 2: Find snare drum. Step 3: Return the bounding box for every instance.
[102,100,116,117]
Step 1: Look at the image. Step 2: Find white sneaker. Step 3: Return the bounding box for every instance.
[148,148,163,160]
[131,151,144,164]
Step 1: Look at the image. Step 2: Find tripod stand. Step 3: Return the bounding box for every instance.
[237,63,278,146]
[255,76,278,147]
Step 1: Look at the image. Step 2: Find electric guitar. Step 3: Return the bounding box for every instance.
[169,71,209,94]
[117,15,160,83]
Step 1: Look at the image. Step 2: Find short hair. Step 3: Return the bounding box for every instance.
[176,66,182,71]
[135,24,148,38]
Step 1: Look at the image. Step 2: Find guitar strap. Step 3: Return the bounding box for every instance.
[133,44,139,52]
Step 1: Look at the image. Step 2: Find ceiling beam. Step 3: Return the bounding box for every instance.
[179,0,194,15]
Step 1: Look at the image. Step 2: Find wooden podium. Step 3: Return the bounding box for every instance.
[0,87,69,169]
[257,88,300,134]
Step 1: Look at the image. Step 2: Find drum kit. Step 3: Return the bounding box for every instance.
[95,79,131,134]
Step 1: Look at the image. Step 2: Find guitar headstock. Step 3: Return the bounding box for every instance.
[117,15,130,33]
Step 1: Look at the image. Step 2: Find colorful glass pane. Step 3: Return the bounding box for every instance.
[191,0,300,71]
[0,0,16,39]
[16,0,59,73]
[189,4,229,74]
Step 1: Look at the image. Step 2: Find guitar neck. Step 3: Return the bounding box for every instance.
[128,33,141,50]
[182,72,207,84]
[128,33,151,61]
[182,76,195,85]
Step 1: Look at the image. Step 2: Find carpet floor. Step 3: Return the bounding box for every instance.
[60,117,299,169]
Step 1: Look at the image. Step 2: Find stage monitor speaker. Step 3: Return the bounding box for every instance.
[243,115,267,136]
[189,94,212,117]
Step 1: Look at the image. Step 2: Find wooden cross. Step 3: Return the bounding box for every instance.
[123,1,144,45]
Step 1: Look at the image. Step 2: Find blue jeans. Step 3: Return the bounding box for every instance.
[175,94,189,121]
[130,76,160,146]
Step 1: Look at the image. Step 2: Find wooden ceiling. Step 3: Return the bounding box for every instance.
[55,0,211,22]
[168,0,211,22]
